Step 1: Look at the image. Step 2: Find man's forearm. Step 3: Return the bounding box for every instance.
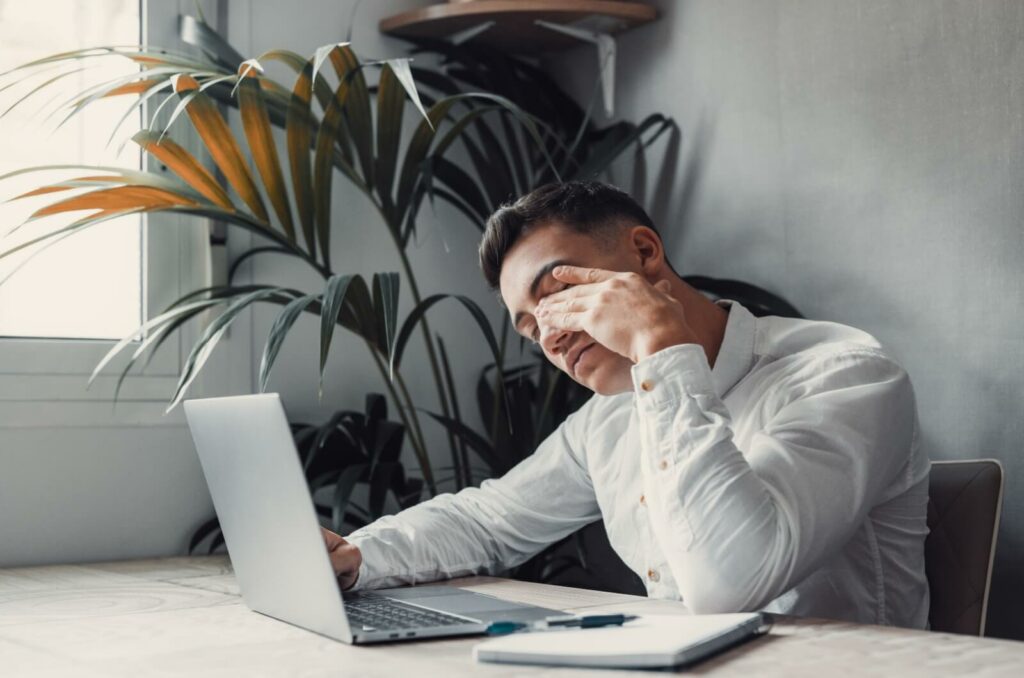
[345,423,601,590]
[346,487,523,589]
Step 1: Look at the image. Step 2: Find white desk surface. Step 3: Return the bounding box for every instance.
[1,555,1021,676]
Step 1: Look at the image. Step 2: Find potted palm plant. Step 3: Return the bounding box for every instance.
[0,15,538,495]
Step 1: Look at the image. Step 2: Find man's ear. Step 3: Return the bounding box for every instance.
[630,226,665,277]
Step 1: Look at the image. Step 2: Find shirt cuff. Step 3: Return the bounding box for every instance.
[630,342,715,405]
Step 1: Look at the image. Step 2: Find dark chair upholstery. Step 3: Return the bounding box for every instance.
[925,460,1003,636]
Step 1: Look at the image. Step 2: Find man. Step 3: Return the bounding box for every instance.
[321,181,931,627]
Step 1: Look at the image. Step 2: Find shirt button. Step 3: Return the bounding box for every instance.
[639,494,646,506]
[647,568,660,583]
[640,380,654,392]
[658,459,669,471]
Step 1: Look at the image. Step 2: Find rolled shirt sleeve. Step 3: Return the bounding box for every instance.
[632,342,916,613]
[345,403,602,590]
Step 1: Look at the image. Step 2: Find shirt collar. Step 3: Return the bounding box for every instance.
[710,299,758,399]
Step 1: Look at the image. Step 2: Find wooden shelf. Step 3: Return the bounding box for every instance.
[379,1,658,53]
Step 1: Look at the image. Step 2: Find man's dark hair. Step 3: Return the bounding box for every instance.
[478,180,657,290]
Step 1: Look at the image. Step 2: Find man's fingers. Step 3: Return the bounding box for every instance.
[538,309,587,333]
[321,526,346,552]
[329,542,362,590]
[538,296,589,316]
[551,265,614,285]
[328,543,359,571]
[321,527,362,590]
[540,281,602,308]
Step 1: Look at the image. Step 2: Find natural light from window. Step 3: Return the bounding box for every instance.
[0,0,142,340]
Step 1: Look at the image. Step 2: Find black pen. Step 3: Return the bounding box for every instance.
[487,613,639,635]
[543,613,639,629]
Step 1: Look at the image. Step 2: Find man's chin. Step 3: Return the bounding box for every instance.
[587,381,632,396]
[575,363,633,396]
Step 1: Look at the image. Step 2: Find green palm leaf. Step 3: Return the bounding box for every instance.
[110,299,225,403]
[393,97,461,226]
[258,48,335,111]
[179,14,245,68]
[162,205,316,266]
[167,287,293,410]
[424,412,504,475]
[372,272,400,359]
[375,58,431,218]
[227,246,305,282]
[139,284,284,375]
[389,293,502,381]
[386,59,430,125]
[259,293,319,392]
[89,296,224,387]
[332,463,367,532]
[436,335,469,489]
[570,114,675,181]
[374,62,407,217]
[319,274,362,397]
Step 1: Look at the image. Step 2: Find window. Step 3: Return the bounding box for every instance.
[0,0,243,419]
[0,0,143,340]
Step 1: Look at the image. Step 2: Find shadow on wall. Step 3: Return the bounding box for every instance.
[630,114,715,256]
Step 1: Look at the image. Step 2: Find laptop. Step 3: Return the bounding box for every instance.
[183,393,563,644]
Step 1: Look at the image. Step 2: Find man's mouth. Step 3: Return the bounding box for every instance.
[569,343,595,378]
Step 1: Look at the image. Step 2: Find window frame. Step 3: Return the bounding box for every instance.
[0,0,249,426]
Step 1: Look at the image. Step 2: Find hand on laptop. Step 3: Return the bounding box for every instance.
[321,527,362,590]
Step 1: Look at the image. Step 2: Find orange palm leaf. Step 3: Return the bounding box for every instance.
[132,130,233,209]
[171,74,269,222]
[32,185,196,217]
[237,61,295,242]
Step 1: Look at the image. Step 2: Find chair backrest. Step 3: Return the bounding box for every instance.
[925,459,1004,636]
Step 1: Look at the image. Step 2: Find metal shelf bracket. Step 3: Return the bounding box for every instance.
[535,19,617,116]
[447,20,496,45]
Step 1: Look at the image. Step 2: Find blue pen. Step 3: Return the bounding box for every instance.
[486,621,530,635]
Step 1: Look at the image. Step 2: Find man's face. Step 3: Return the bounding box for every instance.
[499,222,637,395]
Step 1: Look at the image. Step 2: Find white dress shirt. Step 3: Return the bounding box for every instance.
[347,299,931,628]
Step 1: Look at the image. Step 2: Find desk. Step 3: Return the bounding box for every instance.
[0,556,1021,676]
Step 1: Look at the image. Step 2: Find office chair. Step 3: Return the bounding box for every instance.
[925,459,1004,636]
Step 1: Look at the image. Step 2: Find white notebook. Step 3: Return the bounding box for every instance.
[473,612,767,669]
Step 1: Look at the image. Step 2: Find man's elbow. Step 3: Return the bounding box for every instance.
[681,577,773,615]
[685,588,749,615]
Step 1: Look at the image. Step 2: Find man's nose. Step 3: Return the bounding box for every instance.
[539,321,572,356]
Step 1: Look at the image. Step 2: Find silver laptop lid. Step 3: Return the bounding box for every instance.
[183,393,353,643]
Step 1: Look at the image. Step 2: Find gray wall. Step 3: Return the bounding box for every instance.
[554,0,1023,639]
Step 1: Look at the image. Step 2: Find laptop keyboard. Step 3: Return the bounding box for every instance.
[344,593,478,631]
